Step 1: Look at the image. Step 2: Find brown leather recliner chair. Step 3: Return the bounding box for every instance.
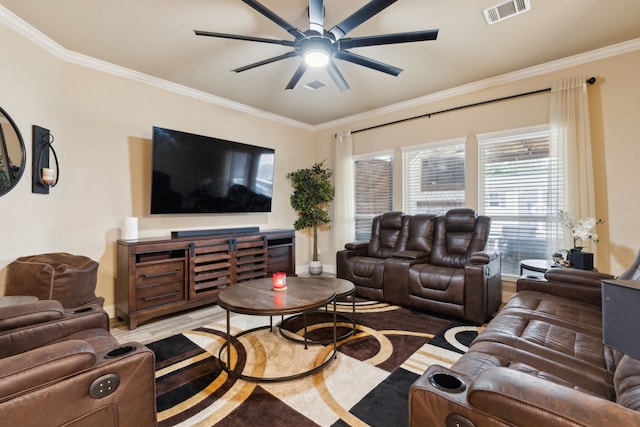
[404,208,502,324]
[336,211,410,301]
[0,300,157,426]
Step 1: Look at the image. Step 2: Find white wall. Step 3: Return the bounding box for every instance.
[0,22,315,314]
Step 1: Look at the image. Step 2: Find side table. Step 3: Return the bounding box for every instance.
[519,259,554,278]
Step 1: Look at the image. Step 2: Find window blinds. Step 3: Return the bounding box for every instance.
[353,152,393,240]
[403,139,466,215]
[478,129,563,276]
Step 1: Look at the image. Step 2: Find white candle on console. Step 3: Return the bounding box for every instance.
[123,217,138,240]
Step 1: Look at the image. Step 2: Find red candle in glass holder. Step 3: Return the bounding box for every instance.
[272,272,287,291]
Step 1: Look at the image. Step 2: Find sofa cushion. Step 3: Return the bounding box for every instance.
[367,212,408,258]
[408,264,465,304]
[430,209,490,268]
[615,355,640,410]
[503,290,603,332]
[405,214,436,254]
[452,339,615,400]
[345,257,385,290]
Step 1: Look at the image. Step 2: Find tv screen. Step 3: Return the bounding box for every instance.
[150,126,275,214]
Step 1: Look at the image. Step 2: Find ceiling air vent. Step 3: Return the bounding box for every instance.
[483,0,531,25]
[303,80,327,91]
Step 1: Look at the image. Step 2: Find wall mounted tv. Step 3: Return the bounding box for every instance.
[150,126,275,214]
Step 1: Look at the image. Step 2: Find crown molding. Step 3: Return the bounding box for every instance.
[0,6,313,131]
[314,37,640,132]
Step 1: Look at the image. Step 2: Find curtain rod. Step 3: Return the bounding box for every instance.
[351,77,597,135]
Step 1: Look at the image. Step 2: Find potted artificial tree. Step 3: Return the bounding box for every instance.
[287,160,335,275]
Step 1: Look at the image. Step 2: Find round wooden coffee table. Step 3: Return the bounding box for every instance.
[217,276,338,382]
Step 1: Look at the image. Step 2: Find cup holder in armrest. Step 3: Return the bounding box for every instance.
[72,306,95,314]
[105,345,136,358]
[428,372,466,393]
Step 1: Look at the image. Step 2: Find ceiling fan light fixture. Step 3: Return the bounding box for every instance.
[304,50,330,67]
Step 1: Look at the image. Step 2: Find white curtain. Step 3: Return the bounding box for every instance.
[550,76,597,252]
[334,130,355,251]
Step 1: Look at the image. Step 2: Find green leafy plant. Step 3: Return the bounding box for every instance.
[287,160,335,262]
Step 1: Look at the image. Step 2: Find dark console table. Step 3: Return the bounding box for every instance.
[116,228,295,329]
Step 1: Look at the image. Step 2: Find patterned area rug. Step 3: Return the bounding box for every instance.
[148,301,481,427]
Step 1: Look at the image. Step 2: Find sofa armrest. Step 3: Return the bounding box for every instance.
[468,250,499,265]
[0,340,98,401]
[344,241,369,251]
[0,300,64,331]
[0,305,110,358]
[0,340,157,427]
[463,252,502,324]
[543,267,614,287]
[468,367,640,426]
[517,267,613,306]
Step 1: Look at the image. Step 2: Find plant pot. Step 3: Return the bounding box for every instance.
[309,260,322,275]
[568,251,594,270]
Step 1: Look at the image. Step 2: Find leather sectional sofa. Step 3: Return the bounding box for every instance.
[336,208,502,324]
[409,253,640,426]
[0,299,156,426]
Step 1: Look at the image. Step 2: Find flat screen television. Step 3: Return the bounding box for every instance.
[150,126,275,214]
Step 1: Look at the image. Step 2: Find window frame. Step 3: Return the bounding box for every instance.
[401,137,467,215]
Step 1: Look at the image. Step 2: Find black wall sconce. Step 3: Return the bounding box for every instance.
[32,125,59,194]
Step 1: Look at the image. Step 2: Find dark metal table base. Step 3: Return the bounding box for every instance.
[218,303,338,382]
[279,295,356,346]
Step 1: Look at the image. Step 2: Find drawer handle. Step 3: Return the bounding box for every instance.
[143,291,180,301]
[140,269,180,279]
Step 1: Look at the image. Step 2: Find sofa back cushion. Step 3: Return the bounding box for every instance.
[614,354,640,410]
[406,214,437,254]
[430,208,491,268]
[367,212,409,258]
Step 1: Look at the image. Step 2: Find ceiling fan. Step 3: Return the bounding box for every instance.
[194,0,439,91]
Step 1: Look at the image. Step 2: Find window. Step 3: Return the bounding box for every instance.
[402,138,466,215]
[478,125,563,276]
[353,151,393,240]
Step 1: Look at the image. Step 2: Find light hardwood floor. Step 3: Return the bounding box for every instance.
[110,304,227,345]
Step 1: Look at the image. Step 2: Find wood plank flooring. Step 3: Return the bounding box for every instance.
[110,304,227,344]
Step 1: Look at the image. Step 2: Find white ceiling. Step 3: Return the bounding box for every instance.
[2,0,640,126]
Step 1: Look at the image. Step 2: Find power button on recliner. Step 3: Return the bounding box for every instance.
[89,373,120,399]
[446,414,476,427]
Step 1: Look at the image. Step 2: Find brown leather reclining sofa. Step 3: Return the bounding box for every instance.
[336,208,502,325]
[409,252,640,426]
[0,300,156,426]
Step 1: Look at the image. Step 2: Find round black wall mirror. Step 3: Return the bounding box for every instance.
[0,106,26,196]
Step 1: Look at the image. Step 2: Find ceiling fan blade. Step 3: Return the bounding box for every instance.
[285,62,309,90]
[339,29,439,49]
[194,30,295,47]
[334,50,402,76]
[233,51,298,73]
[326,61,350,91]
[329,0,397,41]
[308,0,324,34]
[242,0,306,39]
